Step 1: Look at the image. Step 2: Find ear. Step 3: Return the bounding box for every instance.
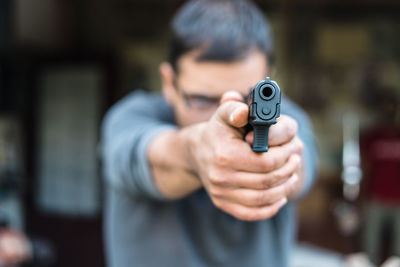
[159,62,177,105]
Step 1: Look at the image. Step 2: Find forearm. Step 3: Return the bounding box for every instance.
[148,127,202,199]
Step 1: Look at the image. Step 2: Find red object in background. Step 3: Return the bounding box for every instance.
[361,127,400,204]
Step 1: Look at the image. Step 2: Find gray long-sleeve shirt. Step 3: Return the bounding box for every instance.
[101,90,317,267]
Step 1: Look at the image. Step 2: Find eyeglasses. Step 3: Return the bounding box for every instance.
[178,89,252,111]
[172,76,221,110]
[174,82,251,111]
[178,90,221,110]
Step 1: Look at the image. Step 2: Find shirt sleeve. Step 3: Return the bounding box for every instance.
[281,96,318,199]
[101,90,177,200]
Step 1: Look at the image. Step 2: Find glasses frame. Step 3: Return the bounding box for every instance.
[172,76,252,111]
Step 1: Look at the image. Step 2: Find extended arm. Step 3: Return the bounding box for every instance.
[101,90,178,199]
[147,92,309,221]
[102,90,316,220]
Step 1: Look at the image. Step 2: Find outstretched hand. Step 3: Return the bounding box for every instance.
[187,91,304,221]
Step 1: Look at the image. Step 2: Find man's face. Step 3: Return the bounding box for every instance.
[161,50,269,127]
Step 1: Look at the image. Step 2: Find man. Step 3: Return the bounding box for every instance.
[101,0,317,266]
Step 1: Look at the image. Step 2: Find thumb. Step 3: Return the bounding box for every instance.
[220,91,244,104]
[215,100,248,128]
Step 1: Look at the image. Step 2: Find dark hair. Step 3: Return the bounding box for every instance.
[169,0,274,71]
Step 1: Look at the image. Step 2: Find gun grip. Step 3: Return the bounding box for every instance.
[252,125,270,152]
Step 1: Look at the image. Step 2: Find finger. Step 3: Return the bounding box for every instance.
[245,115,298,147]
[214,101,249,128]
[245,130,253,144]
[220,136,303,173]
[251,137,302,172]
[212,173,298,207]
[220,91,244,105]
[213,197,287,221]
[217,154,301,189]
[266,154,301,187]
[269,115,298,146]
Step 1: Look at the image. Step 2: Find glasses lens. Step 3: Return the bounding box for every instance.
[185,95,220,110]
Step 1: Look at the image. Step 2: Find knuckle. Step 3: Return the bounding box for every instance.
[208,168,227,185]
[294,156,302,170]
[284,179,296,196]
[265,177,279,189]
[273,171,285,183]
[293,137,304,153]
[214,148,229,167]
[262,177,273,188]
[208,185,222,198]
[263,156,276,171]
[271,185,285,200]
[254,191,267,206]
[298,140,304,153]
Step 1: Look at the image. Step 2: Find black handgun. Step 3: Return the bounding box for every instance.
[247,77,281,152]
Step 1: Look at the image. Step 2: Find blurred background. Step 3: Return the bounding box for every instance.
[0,0,399,266]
